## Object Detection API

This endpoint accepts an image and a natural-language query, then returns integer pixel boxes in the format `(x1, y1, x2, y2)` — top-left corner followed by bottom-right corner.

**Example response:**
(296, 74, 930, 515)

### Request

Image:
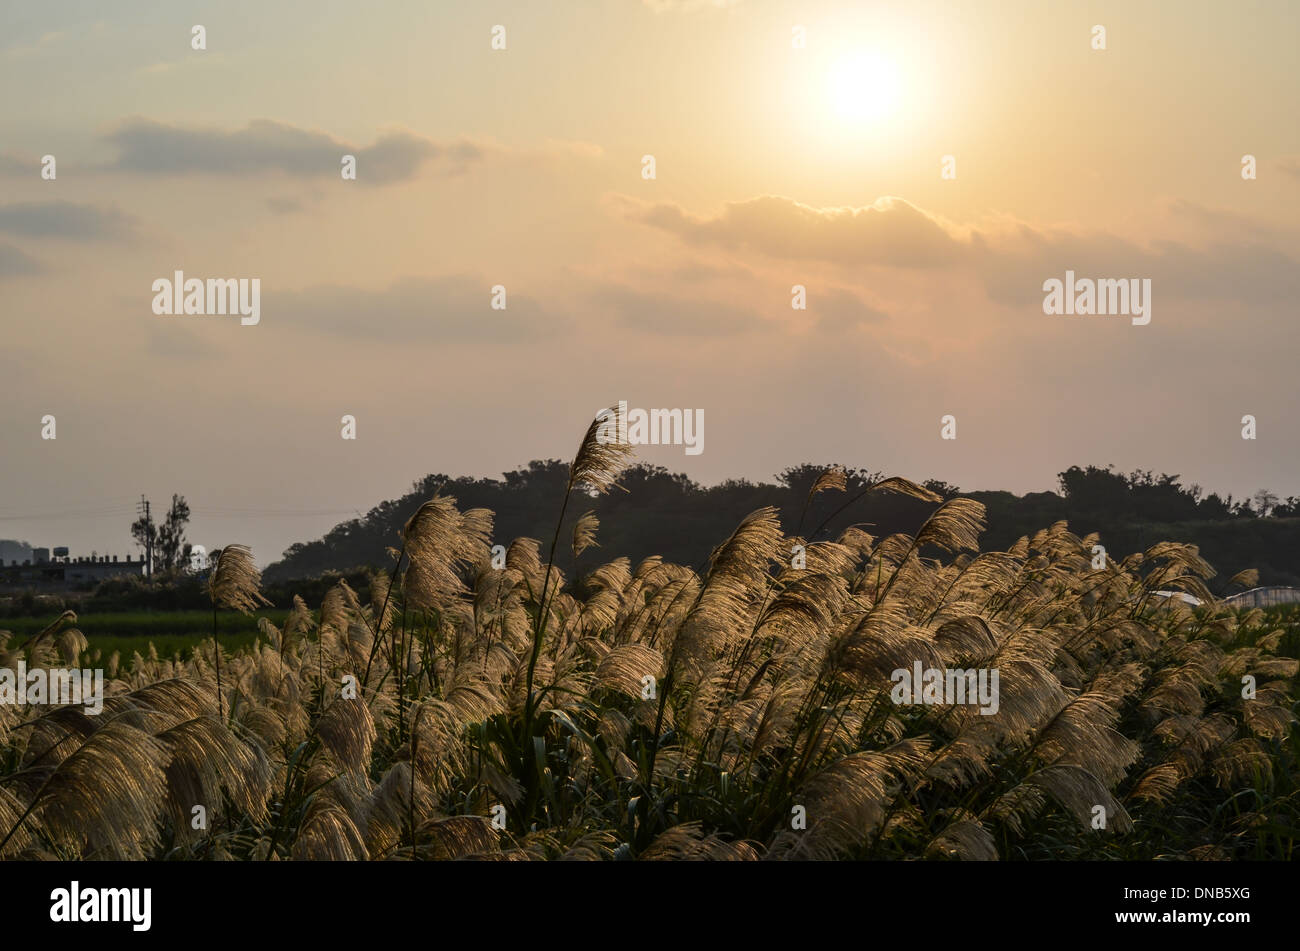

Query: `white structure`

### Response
(1150, 590, 1203, 607)
(1222, 586, 1300, 609)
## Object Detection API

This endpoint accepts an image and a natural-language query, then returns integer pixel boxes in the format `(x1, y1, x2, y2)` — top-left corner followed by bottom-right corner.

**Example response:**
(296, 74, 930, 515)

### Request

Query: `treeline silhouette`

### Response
(265, 462, 1300, 594)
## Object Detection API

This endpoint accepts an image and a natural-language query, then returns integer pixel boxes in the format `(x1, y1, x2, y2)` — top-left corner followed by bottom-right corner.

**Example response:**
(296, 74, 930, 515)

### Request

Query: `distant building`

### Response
(0, 539, 33, 566)
(1222, 586, 1300, 609)
(63, 554, 146, 585)
(0, 551, 147, 590)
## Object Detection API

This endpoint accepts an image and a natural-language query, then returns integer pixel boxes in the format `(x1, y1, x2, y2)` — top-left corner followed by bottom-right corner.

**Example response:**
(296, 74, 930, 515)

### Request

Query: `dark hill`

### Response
(264, 462, 1300, 595)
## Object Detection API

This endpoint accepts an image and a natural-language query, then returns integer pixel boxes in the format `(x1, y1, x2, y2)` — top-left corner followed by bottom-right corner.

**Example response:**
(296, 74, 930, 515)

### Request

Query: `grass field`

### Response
(6, 604, 1295, 675)
(0, 610, 288, 663)
(0, 428, 1296, 860)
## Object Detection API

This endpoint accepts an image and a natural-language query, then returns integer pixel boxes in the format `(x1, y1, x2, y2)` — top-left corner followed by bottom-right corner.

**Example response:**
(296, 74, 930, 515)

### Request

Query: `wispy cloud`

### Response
(616, 194, 962, 267)
(0, 201, 135, 241)
(272, 275, 568, 343)
(101, 118, 482, 185)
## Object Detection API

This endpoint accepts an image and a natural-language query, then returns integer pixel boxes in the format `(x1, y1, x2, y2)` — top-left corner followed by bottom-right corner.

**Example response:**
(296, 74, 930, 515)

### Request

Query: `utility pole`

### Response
(138, 495, 153, 578)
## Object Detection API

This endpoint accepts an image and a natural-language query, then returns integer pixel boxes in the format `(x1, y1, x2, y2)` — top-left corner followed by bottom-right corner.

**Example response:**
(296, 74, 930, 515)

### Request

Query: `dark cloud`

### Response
(0, 201, 135, 241)
(101, 118, 480, 185)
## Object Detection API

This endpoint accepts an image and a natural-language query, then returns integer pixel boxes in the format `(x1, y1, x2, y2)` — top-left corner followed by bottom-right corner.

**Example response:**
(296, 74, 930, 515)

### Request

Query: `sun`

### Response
(827, 52, 902, 124)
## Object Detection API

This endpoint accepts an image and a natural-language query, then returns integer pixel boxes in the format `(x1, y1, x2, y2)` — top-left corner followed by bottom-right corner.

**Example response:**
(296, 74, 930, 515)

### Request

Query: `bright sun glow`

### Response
(827, 52, 901, 123)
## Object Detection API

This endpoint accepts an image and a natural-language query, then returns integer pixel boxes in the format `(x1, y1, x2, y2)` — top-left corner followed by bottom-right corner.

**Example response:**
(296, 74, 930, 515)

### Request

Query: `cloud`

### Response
(101, 118, 482, 185)
(617, 194, 963, 267)
(0, 242, 42, 277)
(272, 275, 567, 342)
(622, 193, 1300, 311)
(0, 201, 136, 241)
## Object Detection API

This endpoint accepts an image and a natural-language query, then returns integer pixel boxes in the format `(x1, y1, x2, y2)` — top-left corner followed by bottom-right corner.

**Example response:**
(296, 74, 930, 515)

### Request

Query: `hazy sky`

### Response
(2, 0, 1298, 566)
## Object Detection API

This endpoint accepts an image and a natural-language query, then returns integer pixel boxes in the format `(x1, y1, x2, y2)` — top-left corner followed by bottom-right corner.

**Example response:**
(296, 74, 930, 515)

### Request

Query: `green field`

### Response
(5, 603, 1297, 670)
(0, 609, 291, 663)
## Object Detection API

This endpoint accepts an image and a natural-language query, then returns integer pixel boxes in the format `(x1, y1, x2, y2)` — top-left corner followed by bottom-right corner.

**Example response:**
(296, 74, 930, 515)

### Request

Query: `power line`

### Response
(0, 506, 138, 521)
(191, 509, 362, 518)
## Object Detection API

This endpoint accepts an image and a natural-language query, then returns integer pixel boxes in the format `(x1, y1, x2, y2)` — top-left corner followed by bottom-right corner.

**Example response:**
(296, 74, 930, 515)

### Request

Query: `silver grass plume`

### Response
(570, 405, 635, 495)
(209, 545, 269, 614)
(572, 510, 600, 559)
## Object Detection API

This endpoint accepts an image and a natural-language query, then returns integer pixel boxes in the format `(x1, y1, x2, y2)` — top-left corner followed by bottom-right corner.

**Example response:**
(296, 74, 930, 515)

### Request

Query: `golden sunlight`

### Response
(826, 51, 901, 123)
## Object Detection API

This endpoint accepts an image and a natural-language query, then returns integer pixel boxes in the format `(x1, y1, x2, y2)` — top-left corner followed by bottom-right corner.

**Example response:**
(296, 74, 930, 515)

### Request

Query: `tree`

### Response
(130, 494, 192, 576)
(1252, 489, 1279, 518)
(922, 479, 962, 499)
(1198, 492, 1232, 519)
(1058, 464, 1130, 514)
(157, 494, 192, 573)
(130, 510, 155, 574)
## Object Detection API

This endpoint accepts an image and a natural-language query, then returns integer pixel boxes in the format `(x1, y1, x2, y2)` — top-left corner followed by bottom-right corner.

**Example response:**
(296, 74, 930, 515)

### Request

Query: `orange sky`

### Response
(1, 0, 1298, 564)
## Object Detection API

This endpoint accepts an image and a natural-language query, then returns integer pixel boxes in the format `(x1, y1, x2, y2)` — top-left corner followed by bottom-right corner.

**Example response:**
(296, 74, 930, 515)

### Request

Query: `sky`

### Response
(1, 0, 1298, 567)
